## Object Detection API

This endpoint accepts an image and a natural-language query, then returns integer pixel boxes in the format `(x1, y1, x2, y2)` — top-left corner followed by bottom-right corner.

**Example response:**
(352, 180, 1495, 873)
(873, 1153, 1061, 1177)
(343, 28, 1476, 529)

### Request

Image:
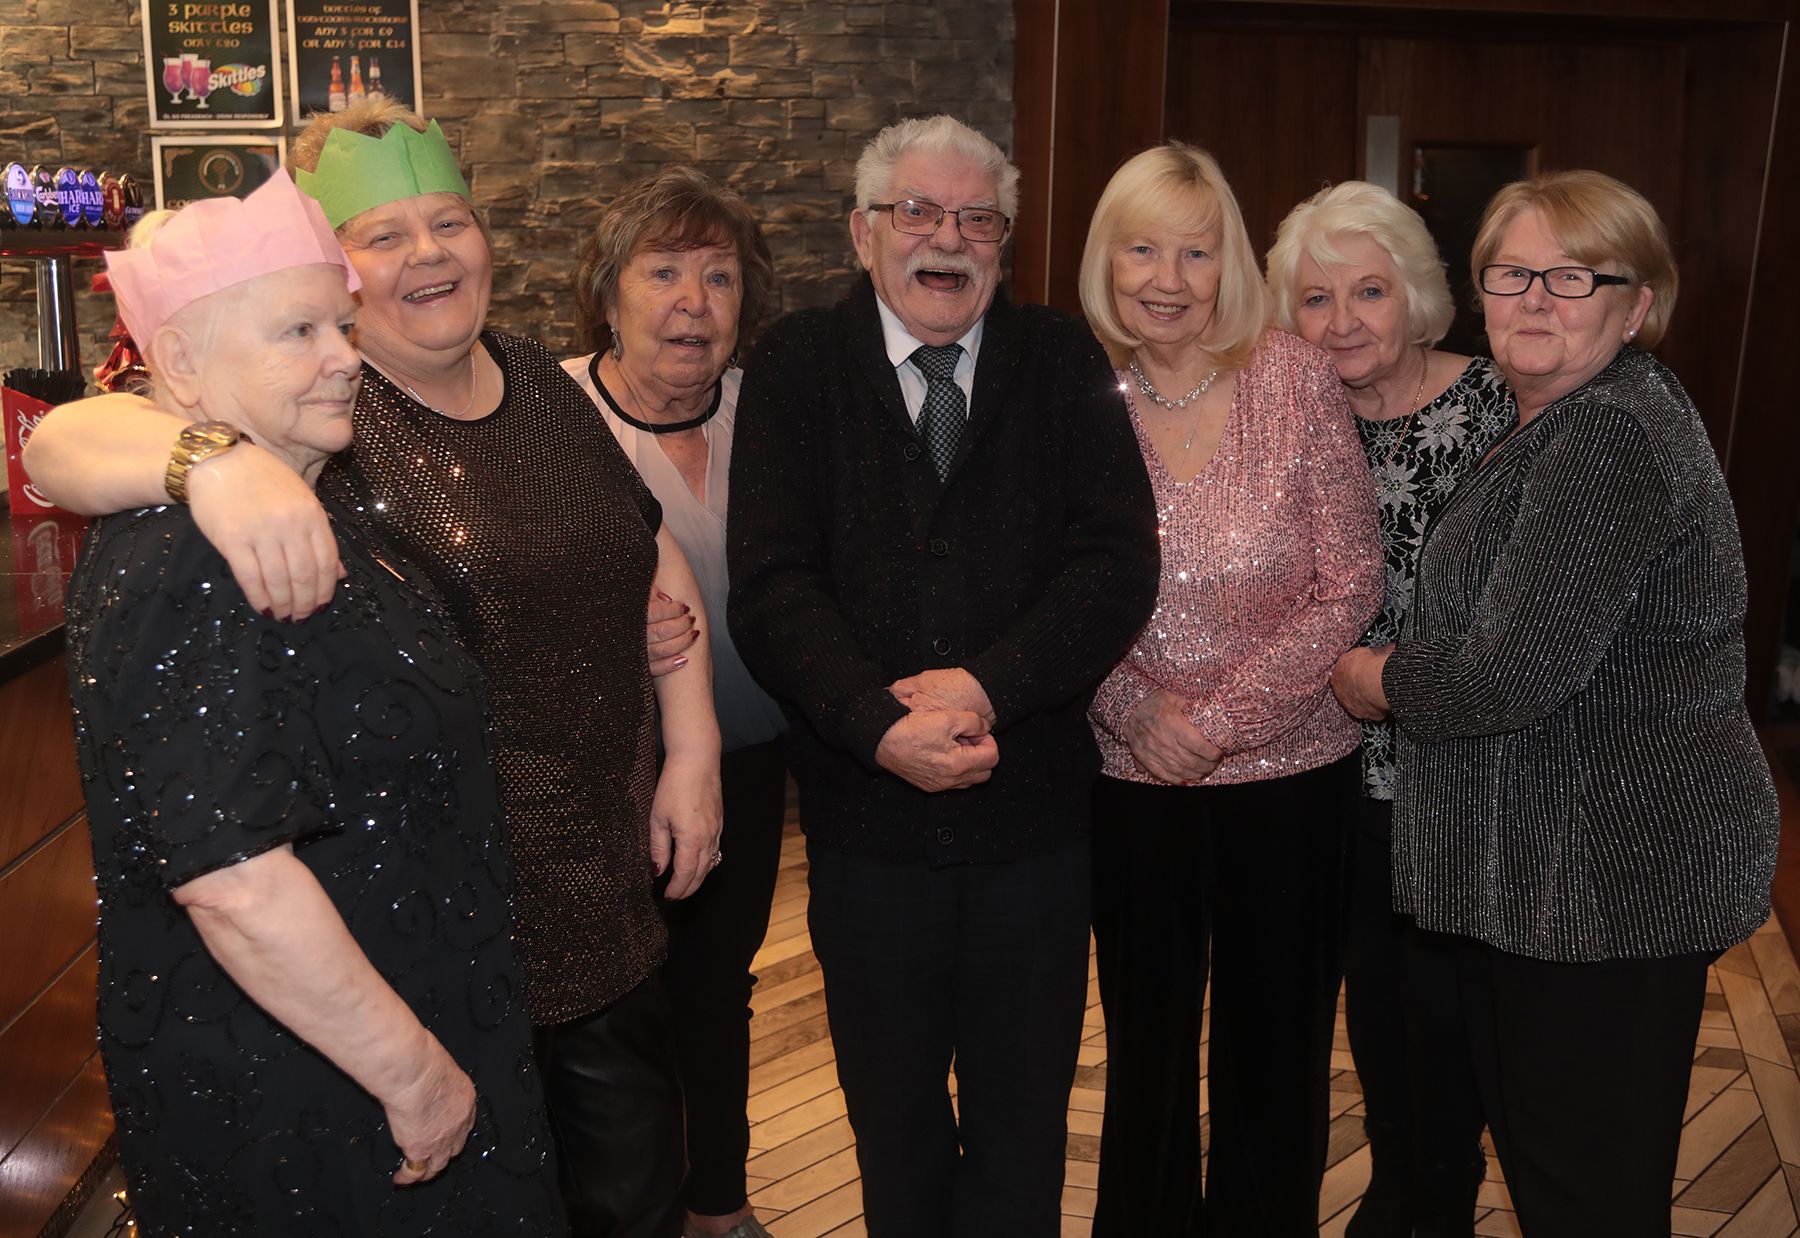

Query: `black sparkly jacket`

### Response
(1384, 347, 1779, 962)
(728, 279, 1159, 863)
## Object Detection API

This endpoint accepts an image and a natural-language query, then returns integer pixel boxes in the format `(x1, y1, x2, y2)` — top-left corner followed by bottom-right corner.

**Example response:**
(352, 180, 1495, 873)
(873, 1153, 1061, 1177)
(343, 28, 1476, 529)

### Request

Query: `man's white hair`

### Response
(853, 115, 1020, 222)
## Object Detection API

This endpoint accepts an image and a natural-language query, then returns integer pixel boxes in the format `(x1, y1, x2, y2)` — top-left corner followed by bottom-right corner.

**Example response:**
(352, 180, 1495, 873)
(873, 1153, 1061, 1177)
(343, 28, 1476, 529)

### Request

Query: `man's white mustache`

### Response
(906, 252, 978, 279)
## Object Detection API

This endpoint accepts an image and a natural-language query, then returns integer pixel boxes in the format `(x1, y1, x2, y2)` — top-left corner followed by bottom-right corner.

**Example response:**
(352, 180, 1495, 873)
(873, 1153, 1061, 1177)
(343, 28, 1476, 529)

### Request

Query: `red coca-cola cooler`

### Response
(4, 383, 88, 633)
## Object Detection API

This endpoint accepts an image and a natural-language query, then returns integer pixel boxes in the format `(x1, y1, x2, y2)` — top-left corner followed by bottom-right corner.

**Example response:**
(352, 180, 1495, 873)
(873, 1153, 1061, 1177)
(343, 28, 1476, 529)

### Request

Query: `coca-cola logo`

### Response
(14, 403, 42, 448)
(25, 519, 65, 610)
(12, 404, 55, 512)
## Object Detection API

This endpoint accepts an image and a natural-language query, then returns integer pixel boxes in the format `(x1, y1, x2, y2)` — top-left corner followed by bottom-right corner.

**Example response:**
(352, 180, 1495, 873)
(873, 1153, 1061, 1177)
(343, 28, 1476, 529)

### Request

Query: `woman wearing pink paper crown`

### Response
(67, 172, 564, 1236)
(26, 101, 717, 1238)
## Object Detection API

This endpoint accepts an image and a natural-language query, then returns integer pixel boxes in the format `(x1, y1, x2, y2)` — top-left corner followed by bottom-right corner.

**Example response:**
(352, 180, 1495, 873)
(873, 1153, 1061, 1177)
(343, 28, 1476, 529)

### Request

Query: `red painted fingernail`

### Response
(655, 590, 673, 602)
(672, 656, 689, 669)
(261, 608, 274, 619)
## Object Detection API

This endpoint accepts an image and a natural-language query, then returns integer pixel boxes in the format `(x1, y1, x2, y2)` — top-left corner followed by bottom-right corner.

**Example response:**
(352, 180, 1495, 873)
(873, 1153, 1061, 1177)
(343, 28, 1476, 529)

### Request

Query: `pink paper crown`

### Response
(105, 171, 362, 348)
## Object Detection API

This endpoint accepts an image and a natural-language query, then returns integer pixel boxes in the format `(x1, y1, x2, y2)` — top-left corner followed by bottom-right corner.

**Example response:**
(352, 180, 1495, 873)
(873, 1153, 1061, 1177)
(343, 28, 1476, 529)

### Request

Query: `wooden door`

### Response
(1016, 0, 1800, 717)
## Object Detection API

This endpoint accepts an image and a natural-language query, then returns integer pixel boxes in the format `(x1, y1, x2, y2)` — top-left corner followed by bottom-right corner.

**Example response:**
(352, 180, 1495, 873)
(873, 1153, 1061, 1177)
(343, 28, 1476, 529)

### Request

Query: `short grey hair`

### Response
(853, 114, 1020, 222)
(1266, 181, 1455, 348)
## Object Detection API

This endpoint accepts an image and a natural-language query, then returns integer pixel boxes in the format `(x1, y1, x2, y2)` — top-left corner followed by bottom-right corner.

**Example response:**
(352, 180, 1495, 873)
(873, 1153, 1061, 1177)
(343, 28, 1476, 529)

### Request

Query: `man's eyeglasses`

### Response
(869, 199, 1012, 243)
(1479, 265, 1632, 299)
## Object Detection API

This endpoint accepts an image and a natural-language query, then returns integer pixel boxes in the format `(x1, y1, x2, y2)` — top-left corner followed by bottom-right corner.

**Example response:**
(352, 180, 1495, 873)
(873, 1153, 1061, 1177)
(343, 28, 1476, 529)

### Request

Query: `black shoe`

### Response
(1410, 1146, 1485, 1238)
(1345, 1118, 1413, 1238)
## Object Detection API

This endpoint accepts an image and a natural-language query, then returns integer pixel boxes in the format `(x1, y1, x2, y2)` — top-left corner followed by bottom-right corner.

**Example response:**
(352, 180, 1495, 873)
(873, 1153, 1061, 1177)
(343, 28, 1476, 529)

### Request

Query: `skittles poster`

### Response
(142, 0, 285, 128)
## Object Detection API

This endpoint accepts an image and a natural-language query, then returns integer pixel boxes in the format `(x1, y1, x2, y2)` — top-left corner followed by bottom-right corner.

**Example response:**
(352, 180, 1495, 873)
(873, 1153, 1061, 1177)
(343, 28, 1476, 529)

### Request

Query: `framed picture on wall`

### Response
(286, 0, 424, 121)
(141, 0, 285, 129)
(151, 135, 286, 209)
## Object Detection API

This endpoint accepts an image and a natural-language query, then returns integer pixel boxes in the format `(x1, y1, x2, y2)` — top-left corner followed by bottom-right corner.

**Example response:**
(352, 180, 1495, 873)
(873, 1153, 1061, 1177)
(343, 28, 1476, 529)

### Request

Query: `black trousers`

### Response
(660, 736, 790, 1216)
(805, 833, 1092, 1238)
(1342, 797, 1486, 1237)
(1451, 937, 1713, 1237)
(1089, 755, 1355, 1238)
(533, 977, 686, 1238)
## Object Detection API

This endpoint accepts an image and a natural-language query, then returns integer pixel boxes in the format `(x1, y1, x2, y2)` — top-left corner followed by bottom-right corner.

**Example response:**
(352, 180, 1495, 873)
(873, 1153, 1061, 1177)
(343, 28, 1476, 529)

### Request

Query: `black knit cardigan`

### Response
(727, 279, 1160, 863)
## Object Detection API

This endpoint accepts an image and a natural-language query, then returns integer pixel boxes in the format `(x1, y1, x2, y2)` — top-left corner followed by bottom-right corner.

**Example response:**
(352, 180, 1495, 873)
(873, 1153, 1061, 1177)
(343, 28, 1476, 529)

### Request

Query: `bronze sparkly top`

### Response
(322, 330, 666, 1024)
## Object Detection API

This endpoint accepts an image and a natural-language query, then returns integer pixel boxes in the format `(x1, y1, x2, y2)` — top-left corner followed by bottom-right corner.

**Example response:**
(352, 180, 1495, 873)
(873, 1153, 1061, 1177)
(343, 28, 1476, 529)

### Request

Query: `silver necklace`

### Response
(396, 350, 478, 418)
(1382, 347, 1431, 468)
(1130, 357, 1219, 412)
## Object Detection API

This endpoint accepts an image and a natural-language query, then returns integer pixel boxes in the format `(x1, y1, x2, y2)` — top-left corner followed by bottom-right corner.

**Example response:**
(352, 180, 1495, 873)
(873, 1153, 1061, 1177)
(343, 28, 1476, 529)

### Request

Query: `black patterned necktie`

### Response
(910, 343, 966, 481)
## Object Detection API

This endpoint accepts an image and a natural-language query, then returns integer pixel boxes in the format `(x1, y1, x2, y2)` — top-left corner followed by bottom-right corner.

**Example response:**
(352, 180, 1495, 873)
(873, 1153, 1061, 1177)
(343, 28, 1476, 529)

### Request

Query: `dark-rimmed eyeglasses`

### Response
(1479, 265, 1632, 299)
(869, 199, 1012, 243)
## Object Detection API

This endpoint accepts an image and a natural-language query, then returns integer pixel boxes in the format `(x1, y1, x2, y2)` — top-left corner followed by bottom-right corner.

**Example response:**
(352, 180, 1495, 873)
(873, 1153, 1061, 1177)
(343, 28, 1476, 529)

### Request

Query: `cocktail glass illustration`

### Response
(162, 57, 185, 103)
(189, 58, 213, 109)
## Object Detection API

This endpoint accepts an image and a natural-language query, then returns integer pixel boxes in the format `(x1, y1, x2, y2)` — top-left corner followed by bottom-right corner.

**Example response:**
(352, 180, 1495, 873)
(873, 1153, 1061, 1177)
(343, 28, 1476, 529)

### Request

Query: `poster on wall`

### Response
(151, 135, 286, 209)
(141, 0, 285, 129)
(286, 0, 423, 120)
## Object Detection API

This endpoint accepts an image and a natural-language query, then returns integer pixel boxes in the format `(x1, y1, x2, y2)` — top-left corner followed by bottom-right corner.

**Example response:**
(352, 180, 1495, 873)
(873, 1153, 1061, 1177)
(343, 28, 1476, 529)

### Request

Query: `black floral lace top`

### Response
(1352, 356, 1515, 800)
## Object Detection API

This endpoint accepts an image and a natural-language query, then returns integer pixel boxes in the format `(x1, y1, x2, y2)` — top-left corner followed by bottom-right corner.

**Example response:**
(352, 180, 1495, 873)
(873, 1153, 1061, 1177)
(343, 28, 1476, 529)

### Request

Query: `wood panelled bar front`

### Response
(1, 231, 115, 1238)
(0, 554, 109, 1238)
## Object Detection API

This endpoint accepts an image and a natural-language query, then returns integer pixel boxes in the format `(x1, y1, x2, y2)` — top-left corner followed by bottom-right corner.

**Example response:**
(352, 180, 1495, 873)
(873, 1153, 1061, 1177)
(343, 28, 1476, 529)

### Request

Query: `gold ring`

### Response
(403, 1156, 430, 1173)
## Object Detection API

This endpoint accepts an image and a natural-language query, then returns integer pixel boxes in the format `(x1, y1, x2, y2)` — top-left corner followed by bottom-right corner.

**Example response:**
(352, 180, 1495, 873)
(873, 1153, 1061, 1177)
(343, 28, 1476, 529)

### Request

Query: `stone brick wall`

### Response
(1, 0, 1015, 378)
(1, 0, 154, 375)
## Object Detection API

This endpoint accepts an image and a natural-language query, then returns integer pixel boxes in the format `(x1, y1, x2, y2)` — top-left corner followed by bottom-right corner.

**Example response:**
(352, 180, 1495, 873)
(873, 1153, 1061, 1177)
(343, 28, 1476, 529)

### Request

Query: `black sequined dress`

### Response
(66, 497, 565, 1237)
(322, 331, 666, 1024)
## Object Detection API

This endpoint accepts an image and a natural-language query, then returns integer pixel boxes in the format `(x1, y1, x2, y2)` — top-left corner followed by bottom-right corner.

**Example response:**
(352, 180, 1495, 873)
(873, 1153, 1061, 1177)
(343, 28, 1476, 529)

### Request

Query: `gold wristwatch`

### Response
(164, 420, 241, 503)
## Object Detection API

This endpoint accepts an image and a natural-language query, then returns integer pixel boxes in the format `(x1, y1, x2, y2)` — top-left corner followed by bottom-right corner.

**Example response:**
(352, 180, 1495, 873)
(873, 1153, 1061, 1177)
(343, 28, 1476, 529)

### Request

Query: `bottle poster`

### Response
(151, 135, 286, 209)
(140, 0, 285, 129)
(286, 0, 423, 120)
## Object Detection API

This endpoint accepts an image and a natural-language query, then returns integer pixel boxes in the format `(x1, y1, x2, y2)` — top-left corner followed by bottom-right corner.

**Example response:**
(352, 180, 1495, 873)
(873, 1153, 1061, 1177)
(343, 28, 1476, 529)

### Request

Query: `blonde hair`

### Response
(1078, 142, 1268, 368)
(1471, 169, 1677, 348)
(1266, 181, 1455, 347)
(289, 96, 426, 173)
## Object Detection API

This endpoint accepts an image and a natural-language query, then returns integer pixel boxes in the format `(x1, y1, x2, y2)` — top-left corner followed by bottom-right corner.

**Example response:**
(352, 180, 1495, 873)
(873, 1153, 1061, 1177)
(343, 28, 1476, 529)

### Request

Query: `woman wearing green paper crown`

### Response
(24, 100, 718, 1238)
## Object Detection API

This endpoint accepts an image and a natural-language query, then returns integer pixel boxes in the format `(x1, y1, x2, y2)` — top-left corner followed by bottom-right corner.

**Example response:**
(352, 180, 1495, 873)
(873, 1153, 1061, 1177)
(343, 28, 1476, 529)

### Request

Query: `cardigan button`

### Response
(903, 442, 922, 462)
(928, 538, 949, 556)
(932, 637, 952, 656)
(936, 827, 954, 845)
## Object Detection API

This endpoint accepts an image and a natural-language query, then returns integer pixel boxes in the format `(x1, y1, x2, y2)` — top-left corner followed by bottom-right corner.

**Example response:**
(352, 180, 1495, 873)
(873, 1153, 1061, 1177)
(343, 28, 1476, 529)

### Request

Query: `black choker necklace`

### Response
(588, 352, 723, 434)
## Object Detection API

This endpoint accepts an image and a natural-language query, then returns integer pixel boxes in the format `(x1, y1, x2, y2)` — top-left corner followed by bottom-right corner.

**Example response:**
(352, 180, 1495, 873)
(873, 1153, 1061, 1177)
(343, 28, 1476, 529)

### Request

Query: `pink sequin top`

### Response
(1089, 329, 1382, 785)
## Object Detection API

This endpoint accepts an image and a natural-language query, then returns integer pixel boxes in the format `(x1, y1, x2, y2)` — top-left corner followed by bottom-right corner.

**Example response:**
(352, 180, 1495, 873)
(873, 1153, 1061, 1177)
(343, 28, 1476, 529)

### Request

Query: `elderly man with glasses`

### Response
(726, 115, 1159, 1237)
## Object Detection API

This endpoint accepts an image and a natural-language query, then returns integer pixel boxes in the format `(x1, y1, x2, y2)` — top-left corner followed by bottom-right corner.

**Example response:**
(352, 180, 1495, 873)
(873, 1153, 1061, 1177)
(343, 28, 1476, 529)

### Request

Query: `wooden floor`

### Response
(747, 821, 1800, 1238)
(64, 801, 1800, 1237)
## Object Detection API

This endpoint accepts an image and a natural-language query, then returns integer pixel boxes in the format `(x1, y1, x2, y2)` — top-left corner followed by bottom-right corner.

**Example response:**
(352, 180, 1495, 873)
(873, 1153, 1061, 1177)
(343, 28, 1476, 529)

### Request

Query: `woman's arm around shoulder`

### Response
(25, 392, 341, 619)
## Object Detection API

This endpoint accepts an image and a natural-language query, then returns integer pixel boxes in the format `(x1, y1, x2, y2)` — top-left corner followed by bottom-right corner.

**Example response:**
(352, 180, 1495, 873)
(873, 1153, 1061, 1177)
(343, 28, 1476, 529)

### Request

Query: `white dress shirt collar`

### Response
(871, 292, 984, 425)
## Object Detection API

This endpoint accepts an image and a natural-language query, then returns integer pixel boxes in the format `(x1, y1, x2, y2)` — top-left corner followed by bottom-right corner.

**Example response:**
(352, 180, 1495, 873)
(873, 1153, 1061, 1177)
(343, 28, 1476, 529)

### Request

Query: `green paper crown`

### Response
(295, 119, 471, 228)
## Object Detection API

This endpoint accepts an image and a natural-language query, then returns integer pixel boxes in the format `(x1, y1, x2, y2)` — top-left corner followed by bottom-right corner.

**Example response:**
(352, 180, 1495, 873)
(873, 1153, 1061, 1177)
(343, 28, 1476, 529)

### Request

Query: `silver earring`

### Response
(727, 352, 740, 370)
(610, 326, 623, 362)
(1627, 328, 1639, 341)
